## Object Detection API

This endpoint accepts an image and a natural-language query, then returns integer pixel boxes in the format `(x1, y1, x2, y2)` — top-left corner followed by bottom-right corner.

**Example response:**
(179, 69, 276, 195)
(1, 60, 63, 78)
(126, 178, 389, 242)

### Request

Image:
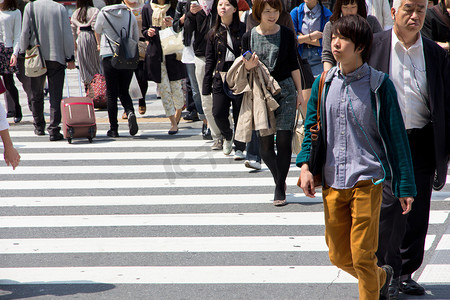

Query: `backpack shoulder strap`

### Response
(316, 70, 327, 123)
(103, 12, 120, 37)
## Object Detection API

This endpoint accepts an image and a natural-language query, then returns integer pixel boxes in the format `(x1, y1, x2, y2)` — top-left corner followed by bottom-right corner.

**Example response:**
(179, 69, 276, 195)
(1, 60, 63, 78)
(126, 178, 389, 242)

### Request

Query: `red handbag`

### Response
(87, 74, 107, 109)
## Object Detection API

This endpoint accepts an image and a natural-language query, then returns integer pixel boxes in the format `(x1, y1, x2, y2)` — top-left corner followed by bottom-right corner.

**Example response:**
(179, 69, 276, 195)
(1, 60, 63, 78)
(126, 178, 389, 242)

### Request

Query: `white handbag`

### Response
(159, 27, 183, 56)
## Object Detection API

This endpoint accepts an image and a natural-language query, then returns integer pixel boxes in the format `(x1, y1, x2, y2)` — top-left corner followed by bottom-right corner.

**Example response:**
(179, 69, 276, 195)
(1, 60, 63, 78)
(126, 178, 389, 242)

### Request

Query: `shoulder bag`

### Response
(297, 70, 327, 188)
(292, 107, 305, 155)
(24, 2, 47, 77)
(103, 11, 139, 70)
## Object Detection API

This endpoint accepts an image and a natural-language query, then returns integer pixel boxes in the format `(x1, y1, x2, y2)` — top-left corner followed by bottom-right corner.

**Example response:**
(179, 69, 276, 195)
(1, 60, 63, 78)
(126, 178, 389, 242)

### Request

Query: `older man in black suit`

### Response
(368, 0, 450, 298)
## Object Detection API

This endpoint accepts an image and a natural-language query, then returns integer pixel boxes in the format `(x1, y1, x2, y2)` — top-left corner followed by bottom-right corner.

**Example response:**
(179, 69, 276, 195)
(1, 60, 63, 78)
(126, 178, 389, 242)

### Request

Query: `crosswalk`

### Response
(0, 121, 449, 299)
(0, 70, 449, 299)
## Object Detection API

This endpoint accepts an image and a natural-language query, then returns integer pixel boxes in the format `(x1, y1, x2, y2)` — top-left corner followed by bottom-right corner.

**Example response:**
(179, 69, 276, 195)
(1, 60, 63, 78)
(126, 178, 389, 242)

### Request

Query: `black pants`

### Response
(377, 123, 435, 278)
(134, 61, 148, 107)
(4, 56, 32, 115)
(2, 74, 20, 116)
(29, 60, 65, 135)
(212, 90, 245, 151)
(103, 57, 134, 131)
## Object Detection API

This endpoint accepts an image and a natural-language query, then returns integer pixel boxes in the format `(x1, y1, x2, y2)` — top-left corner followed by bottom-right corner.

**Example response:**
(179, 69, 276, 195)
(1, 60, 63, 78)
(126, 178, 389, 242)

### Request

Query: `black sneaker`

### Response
(389, 277, 400, 300)
(34, 129, 45, 136)
(127, 111, 138, 136)
(380, 265, 393, 300)
(49, 132, 64, 141)
(107, 129, 119, 137)
(202, 127, 212, 140)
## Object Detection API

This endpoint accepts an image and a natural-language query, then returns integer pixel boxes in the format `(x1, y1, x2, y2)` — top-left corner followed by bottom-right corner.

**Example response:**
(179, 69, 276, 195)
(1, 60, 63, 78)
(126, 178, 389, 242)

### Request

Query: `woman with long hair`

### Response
(203, 0, 246, 158)
(0, 0, 22, 123)
(243, 0, 304, 205)
(321, 0, 382, 71)
(290, 0, 332, 76)
(71, 0, 101, 92)
(142, 0, 186, 135)
(94, 0, 140, 137)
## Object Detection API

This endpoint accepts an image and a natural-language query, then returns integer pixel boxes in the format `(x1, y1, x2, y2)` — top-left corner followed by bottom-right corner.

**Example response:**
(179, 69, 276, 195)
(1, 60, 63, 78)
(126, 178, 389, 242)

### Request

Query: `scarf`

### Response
(198, 0, 214, 16)
(150, 3, 171, 28)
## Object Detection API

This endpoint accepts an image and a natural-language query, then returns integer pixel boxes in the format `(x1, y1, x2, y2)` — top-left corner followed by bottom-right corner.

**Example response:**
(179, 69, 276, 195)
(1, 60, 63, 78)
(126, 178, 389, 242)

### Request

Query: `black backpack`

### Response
(103, 10, 139, 70)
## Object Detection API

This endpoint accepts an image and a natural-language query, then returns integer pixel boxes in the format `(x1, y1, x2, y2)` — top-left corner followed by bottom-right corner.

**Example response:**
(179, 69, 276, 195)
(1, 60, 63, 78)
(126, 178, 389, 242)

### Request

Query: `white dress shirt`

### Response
(0, 9, 22, 56)
(389, 30, 430, 129)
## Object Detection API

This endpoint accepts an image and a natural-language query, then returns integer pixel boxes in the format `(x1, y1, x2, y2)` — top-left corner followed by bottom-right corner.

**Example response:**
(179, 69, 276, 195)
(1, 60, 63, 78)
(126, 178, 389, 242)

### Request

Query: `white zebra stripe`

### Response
(0, 236, 328, 253)
(1, 211, 448, 228)
(418, 264, 450, 283)
(0, 266, 358, 284)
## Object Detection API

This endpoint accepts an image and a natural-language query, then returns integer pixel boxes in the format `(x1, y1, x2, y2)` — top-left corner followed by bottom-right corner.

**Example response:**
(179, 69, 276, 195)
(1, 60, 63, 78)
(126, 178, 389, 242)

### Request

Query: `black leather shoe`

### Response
(389, 277, 400, 300)
(34, 129, 45, 136)
(49, 133, 64, 141)
(183, 110, 200, 121)
(107, 129, 119, 137)
(399, 278, 425, 295)
(380, 265, 393, 300)
(14, 116, 22, 123)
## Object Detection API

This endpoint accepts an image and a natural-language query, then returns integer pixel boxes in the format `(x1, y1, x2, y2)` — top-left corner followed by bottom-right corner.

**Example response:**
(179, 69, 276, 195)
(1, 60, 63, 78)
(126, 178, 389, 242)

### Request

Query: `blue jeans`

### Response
(185, 63, 205, 119)
(302, 47, 323, 77)
(246, 130, 261, 163)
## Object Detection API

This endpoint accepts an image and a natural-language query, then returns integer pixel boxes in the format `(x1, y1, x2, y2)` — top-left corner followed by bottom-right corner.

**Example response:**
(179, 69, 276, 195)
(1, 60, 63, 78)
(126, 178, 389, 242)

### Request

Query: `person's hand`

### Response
(4, 147, 20, 170)
(147, 28, 156, 37)
(296, 91, 304, 108)
(399, 197, 414, 214)
(67, 61, 76, 70)
(243, 53, 259, 70)
(190, 3, 202, 14)
(309, 30, 323, 41)
(300, 164, 316, 198)
(9, 54, 17, 67)
(163, 16, 173, 27)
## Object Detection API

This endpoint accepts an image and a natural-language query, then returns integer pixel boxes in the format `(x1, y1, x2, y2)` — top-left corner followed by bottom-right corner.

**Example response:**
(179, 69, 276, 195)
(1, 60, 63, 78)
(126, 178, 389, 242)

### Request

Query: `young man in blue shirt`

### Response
(297, 15, 416, 300)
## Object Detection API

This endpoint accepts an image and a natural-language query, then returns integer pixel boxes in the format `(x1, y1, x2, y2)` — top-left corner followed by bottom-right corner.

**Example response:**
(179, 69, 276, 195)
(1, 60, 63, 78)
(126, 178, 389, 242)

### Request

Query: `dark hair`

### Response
(330, 0, 367, 22)
(1, 0, 18, 11)
(105, 0, 122, 5)
(331, 15, 372, 62)
(211, 0, 240, 37)
(76, 0, 94, 23)
(252, 0, 282, 22)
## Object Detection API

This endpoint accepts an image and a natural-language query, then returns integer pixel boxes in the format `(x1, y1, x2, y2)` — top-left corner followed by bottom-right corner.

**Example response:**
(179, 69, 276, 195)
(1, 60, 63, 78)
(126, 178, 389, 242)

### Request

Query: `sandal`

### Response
(273, 200, 287, 206)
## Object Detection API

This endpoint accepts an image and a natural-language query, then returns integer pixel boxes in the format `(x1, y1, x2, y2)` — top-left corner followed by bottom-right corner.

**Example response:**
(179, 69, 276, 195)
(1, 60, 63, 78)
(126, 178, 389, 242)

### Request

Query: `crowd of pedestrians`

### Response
(0, 0, 449, 299)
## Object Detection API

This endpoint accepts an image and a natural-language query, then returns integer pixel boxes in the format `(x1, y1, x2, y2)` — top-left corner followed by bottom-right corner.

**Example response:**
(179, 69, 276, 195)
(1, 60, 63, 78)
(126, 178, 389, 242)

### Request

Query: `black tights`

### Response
(259, 130, 292, 200)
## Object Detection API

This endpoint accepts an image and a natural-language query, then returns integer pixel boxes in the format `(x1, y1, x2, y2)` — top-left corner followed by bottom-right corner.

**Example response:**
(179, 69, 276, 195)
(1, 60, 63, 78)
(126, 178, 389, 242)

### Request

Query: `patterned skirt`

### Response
(0, 43, 18, 75)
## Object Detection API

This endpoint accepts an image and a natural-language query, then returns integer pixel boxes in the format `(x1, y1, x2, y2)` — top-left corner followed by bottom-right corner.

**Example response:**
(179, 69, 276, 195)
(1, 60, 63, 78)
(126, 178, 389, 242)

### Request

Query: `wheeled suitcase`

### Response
(61, 97, 97, 144)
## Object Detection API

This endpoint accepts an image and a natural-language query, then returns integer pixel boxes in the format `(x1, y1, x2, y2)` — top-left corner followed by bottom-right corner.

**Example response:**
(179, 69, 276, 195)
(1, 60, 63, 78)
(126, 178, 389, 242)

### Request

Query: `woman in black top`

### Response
(242, 0, 304, 205)
(203, 0, 246, 158)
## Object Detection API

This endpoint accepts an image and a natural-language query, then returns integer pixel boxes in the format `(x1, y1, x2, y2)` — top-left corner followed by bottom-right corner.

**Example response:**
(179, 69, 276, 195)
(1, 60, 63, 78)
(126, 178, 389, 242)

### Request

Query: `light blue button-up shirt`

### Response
(324, 63, 386, 189)
(301, 4, 321, 35)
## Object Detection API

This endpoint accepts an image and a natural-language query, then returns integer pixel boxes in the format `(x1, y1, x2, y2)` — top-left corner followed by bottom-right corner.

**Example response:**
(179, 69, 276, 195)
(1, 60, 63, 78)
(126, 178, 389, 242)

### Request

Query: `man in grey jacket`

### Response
(20, 0, 75, 141)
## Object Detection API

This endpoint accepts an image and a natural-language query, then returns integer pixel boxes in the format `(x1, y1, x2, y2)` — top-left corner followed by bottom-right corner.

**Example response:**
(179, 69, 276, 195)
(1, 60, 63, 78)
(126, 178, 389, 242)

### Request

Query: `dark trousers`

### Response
(2, 74, 20, 116)
(377, 123, 435, 278)
(102, 57, 134, 131)
(30, 60, 65, 135)
(212, 90, 245, 151)
(134, 61, 148, 107)
(5, 56, 32, 114)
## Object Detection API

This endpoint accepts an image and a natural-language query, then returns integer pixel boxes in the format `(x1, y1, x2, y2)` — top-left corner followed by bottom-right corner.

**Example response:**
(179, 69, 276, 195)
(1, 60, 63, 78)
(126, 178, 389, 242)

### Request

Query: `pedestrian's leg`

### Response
(169, 79, 184, 124)
(2, 74, 21, 120)
(195, 56, 222, 140)
(103, 58, 120, 132)
(350, 180, 386, 300)
(212, 92, 233, 141)
(158, 63, 177, 132)
(135, 61, 148, 114)
(259, 134, 277, 184)
(274, 130, 292, 200)
(322, 186, 357, 278)
(29, 74, 47, 133)
(46, 61, 66, 135)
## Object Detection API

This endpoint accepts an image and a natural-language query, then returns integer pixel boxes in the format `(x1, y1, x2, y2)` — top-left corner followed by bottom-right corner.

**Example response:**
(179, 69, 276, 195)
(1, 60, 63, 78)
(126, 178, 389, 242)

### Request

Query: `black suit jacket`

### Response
(368, 29, 450, 187)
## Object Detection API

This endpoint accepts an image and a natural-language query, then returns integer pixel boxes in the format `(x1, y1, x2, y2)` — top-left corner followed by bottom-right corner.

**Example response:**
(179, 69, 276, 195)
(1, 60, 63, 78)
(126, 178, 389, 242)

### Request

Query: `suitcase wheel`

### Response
(68, 138, 72, 144)
(88, 137, 93, 143)
(68, 127, 75, 138)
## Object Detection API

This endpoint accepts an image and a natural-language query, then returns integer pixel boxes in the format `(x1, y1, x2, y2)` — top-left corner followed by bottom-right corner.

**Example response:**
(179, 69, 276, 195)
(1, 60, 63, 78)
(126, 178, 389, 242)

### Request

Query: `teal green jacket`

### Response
(296, 66, 417, 198)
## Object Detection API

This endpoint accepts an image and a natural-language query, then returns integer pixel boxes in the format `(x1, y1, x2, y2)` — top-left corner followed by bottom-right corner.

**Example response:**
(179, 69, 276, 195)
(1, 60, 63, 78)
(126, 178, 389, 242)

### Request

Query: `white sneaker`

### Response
(244, 160, 261, 170)
(234, 150, 245, 160)
(223, 139, 233, 155)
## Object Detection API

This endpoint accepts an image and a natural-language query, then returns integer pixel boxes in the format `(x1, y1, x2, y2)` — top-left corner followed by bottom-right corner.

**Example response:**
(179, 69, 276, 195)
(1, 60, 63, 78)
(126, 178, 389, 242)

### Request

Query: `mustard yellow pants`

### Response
(322, 180, 386, 300)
